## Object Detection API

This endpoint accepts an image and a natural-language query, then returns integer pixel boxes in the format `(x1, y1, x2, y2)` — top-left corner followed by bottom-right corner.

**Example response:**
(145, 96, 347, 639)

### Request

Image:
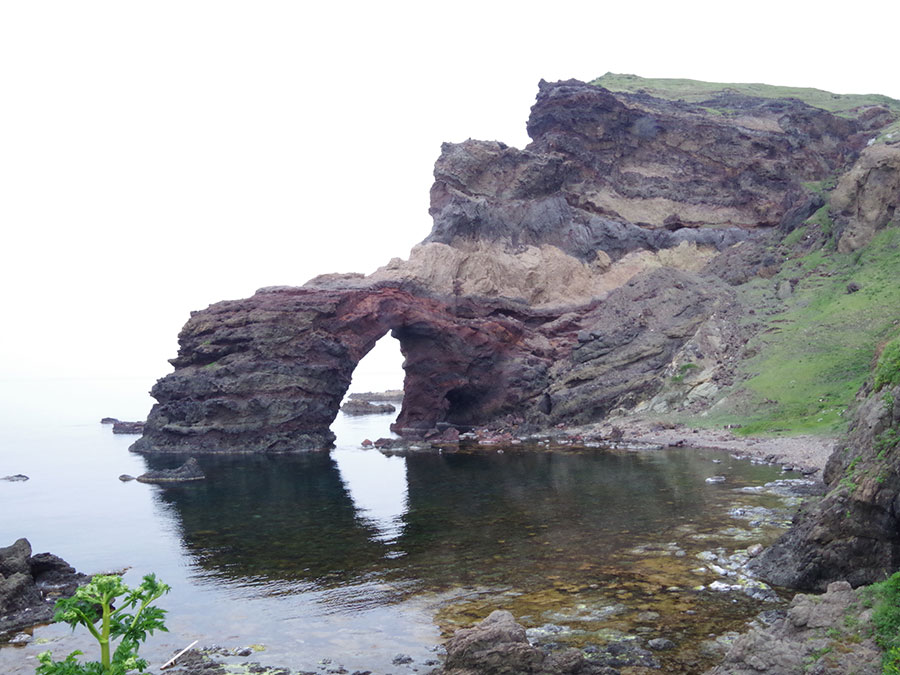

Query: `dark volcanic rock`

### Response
(427, 79, 864, 261)
(0, 538, 88, 637)
(132, 284, 567, 453)
(131, 267, 737, 453)
(137, 457, 206, 484)
(112, 420, 144, 434)
(750, 384, 900, 590)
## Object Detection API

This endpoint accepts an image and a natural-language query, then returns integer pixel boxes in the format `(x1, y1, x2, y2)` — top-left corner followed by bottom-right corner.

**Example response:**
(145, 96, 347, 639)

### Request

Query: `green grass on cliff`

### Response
(712, 227, 900, 436)
(591, 72, 900, 117)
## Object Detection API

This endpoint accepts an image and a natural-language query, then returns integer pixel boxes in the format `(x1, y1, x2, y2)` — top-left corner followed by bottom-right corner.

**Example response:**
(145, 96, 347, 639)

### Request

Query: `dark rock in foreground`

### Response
(434, 610, 618, 675)
(0, 538, 88, 638)
(137, 457, 205, 484)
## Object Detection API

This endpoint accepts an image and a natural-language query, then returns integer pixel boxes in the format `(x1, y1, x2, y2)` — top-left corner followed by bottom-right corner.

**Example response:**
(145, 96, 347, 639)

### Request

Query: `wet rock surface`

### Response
(137, 457, 206, 484)
(0, 538, 88, 638)
(434, 610, 620, 675)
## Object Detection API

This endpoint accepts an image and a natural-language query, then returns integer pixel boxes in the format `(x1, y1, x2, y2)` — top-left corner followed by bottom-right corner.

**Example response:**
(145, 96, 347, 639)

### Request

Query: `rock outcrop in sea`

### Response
(131, 78, 896, 456)
(0, 538, 89, 638)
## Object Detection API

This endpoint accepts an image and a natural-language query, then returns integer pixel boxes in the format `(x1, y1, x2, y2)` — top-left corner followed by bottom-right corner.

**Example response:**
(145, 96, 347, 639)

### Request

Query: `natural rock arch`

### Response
(131, 280, 553, 454)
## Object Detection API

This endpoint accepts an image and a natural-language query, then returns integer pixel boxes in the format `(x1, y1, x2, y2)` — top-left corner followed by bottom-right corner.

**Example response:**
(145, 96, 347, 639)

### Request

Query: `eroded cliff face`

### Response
(133, 77, 898, 454)
(833, 144, 900, 252)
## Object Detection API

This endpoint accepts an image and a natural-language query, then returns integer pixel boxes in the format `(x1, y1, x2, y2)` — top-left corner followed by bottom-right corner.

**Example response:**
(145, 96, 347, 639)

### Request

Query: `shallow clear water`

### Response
(0, 378, 796, 673)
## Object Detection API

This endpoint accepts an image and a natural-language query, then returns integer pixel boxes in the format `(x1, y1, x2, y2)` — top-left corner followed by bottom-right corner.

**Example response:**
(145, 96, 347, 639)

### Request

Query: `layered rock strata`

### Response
(133, 78, 895, 454)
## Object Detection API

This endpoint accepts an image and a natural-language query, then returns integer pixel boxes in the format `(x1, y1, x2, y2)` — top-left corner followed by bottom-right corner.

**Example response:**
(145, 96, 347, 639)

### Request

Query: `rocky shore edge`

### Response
(0, 538, 89, 640)
(149, 581, 885, 675)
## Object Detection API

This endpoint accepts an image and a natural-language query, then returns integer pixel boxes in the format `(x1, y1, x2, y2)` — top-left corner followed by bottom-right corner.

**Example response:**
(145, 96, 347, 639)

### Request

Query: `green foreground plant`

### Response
(36, 574, 170, 675)
(862, 571, 900, 673)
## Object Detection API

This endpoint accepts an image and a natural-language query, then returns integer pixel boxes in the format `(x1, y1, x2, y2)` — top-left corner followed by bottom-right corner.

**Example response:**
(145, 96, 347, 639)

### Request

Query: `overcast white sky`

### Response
(2, 1, 897, 385)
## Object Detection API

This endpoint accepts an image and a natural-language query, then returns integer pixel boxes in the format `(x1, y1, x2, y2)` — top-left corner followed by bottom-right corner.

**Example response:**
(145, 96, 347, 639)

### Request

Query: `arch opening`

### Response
(347, 333, 405, 399)
(330, 334, 406, 445)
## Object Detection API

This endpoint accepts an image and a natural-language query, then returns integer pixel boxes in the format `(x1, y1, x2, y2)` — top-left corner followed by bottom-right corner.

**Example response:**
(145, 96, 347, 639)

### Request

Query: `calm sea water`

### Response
(0, 377, 793, 673)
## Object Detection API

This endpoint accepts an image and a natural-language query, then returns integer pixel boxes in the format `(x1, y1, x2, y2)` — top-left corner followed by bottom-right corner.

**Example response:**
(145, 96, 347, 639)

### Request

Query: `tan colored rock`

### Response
(371, 240, 717, 308)
(833, 144, 900, 252)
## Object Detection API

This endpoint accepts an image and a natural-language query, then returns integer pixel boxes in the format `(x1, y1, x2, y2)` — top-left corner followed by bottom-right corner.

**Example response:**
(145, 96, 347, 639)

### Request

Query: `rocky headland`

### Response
(132, 77, 898, 455)
(127, 73, 900, 671)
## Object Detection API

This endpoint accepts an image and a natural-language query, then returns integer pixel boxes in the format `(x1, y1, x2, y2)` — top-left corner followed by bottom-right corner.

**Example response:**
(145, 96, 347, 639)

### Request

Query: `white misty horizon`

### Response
(3, 1, 898, 394)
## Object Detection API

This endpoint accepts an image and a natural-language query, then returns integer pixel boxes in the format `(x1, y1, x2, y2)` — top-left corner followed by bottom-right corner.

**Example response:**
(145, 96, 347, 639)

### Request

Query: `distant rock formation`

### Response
(112, 420, 144, 434)
(348, 390, 404, 402)
(132, 78, 897, 455)
(339, 399, 396, 415)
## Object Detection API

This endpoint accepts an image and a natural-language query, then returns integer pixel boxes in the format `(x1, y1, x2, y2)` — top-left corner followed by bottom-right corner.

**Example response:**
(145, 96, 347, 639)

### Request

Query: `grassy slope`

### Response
(591, 72, 900, 117)
(712, 227, 900, 436)
(590, 73, 900, 435)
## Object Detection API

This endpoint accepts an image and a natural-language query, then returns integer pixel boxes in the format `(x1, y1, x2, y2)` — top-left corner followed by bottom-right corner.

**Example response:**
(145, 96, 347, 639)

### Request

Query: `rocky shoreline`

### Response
(588, 418, 835, 478)
(0, 539, 89, 641)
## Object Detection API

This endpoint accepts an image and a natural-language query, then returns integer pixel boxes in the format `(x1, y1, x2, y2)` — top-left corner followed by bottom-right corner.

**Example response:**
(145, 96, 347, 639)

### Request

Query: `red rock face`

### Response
(132, 281, 569, 453)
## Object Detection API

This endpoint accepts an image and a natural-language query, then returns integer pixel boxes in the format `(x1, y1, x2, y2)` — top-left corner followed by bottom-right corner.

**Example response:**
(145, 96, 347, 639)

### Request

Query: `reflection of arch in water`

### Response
(147, 453, 387, 587)
(391, 449, 733, 588)
(333, 448, 408, 545)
